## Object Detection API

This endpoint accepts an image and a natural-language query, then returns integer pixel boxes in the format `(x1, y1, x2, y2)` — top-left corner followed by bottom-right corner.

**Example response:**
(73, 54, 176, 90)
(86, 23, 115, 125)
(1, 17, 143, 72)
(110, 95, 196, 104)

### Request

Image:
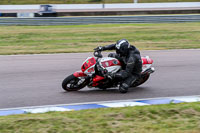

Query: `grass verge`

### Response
(0, 22, 200, 55)
(0, 102, 200, 133)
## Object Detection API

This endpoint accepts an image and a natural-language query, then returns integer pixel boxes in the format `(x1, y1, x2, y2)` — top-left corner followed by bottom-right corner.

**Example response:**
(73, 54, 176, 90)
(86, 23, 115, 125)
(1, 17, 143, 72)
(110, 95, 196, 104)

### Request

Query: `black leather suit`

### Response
(102, 44, 142, 92)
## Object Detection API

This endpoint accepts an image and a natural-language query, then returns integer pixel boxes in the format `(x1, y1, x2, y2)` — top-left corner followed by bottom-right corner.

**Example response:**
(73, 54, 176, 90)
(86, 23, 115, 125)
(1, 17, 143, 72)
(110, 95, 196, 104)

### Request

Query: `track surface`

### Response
(0, 49, 200, 109)
(0, 15, 200, 25)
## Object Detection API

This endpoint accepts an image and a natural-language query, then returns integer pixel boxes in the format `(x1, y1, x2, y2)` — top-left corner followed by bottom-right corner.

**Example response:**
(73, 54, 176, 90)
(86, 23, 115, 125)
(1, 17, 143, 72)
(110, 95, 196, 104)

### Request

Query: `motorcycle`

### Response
(62, 50, 155, 92)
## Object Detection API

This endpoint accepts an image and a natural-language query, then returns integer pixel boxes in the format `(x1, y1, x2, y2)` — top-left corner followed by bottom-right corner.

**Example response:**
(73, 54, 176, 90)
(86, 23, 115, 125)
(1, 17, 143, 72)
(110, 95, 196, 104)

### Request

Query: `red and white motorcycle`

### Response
(62, 50, 154, 92)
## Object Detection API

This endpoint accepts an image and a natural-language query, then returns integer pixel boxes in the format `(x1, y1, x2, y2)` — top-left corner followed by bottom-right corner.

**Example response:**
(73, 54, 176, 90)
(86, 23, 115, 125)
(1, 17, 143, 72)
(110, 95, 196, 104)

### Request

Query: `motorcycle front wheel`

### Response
(62, 74, 89, 91)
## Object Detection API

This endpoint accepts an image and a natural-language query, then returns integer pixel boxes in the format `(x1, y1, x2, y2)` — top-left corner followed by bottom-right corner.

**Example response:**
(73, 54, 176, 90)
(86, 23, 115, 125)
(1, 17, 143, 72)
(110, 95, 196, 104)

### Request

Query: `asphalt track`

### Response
(0, 49, 200, 109)
(0, 14, 200, 25)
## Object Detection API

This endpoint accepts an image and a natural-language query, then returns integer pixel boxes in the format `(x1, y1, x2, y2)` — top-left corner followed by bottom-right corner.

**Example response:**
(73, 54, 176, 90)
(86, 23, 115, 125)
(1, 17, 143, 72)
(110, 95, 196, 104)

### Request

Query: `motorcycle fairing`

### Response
(99, 57, 121, 74)
(81, 57, 96, 74)
(73, 71, 87, 77)
(142, 56, 153, 64)
(141, 56, 154, 73)
(92, 75, 105, 86)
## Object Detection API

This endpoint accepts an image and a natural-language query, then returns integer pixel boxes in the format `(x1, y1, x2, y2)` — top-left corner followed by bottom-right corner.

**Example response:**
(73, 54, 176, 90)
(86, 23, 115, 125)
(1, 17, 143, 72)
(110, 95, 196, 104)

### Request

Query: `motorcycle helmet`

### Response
(115, 39, 130, 56)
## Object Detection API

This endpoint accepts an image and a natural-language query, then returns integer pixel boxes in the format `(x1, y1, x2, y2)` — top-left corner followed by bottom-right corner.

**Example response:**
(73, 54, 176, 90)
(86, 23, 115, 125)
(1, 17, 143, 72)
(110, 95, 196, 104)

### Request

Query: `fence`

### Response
(0, 0, 200, 5)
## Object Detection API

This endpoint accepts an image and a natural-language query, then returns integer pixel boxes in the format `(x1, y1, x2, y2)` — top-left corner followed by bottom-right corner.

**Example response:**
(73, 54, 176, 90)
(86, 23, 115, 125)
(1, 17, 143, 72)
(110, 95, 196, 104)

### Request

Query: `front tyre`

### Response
(62, 74, 89, 91)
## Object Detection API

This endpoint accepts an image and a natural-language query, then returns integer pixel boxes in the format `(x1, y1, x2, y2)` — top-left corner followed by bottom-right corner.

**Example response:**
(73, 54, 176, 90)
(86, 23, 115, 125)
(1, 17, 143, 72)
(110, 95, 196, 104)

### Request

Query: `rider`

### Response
(94, 39, 142, 93)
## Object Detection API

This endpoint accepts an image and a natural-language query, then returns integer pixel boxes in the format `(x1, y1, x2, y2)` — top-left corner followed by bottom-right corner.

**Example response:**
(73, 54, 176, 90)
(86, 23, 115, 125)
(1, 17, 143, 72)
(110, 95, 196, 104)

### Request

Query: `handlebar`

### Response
(93, 50, 103, 58)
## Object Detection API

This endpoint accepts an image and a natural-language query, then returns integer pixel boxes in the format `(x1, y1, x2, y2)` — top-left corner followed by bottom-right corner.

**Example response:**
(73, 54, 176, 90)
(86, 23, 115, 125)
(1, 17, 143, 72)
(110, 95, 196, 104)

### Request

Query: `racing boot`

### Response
(119, 83, 129, 93)
(119, 75, 137, 93)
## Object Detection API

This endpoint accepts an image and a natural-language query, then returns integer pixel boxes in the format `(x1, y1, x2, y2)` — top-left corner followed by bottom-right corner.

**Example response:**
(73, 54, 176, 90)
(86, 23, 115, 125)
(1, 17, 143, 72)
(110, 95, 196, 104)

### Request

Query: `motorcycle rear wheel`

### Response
(131, 74, 150, 87)
(62, 74, 89, 91)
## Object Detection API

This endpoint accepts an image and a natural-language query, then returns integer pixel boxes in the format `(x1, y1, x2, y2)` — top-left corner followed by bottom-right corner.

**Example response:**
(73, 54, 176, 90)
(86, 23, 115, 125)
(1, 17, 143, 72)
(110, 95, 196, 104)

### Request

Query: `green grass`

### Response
(0, 102, 200, 133)
(0, 0, 199, 4)
(0, 22, 200, 55)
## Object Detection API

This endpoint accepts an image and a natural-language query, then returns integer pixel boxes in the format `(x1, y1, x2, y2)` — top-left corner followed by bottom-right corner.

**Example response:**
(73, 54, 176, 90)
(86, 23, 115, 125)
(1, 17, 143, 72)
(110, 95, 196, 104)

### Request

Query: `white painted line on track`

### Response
(0, 95, 200, 116)
(0, 95, 199, 111)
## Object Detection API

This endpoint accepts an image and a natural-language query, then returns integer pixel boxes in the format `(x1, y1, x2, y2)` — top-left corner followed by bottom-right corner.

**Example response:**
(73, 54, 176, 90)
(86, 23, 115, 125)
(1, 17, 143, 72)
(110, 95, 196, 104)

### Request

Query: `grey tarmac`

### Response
(0, 49, 200, 109)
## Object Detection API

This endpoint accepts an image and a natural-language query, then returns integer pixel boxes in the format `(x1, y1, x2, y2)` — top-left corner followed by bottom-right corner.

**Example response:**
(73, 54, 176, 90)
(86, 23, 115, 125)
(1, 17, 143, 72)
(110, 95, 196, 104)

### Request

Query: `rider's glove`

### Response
(94, 46, 103, 51)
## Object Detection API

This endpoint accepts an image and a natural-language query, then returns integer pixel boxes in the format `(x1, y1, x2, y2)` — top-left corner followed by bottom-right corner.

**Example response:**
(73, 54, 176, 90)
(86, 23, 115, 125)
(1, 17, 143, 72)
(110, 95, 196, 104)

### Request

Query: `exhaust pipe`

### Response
(144, 67, 155, 74)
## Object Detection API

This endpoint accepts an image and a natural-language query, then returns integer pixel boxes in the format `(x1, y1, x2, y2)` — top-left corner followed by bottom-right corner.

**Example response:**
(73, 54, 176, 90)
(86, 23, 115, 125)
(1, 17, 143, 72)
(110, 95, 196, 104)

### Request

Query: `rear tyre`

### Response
(131, 74, 150, 87)
(62, 74, 89, 91)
